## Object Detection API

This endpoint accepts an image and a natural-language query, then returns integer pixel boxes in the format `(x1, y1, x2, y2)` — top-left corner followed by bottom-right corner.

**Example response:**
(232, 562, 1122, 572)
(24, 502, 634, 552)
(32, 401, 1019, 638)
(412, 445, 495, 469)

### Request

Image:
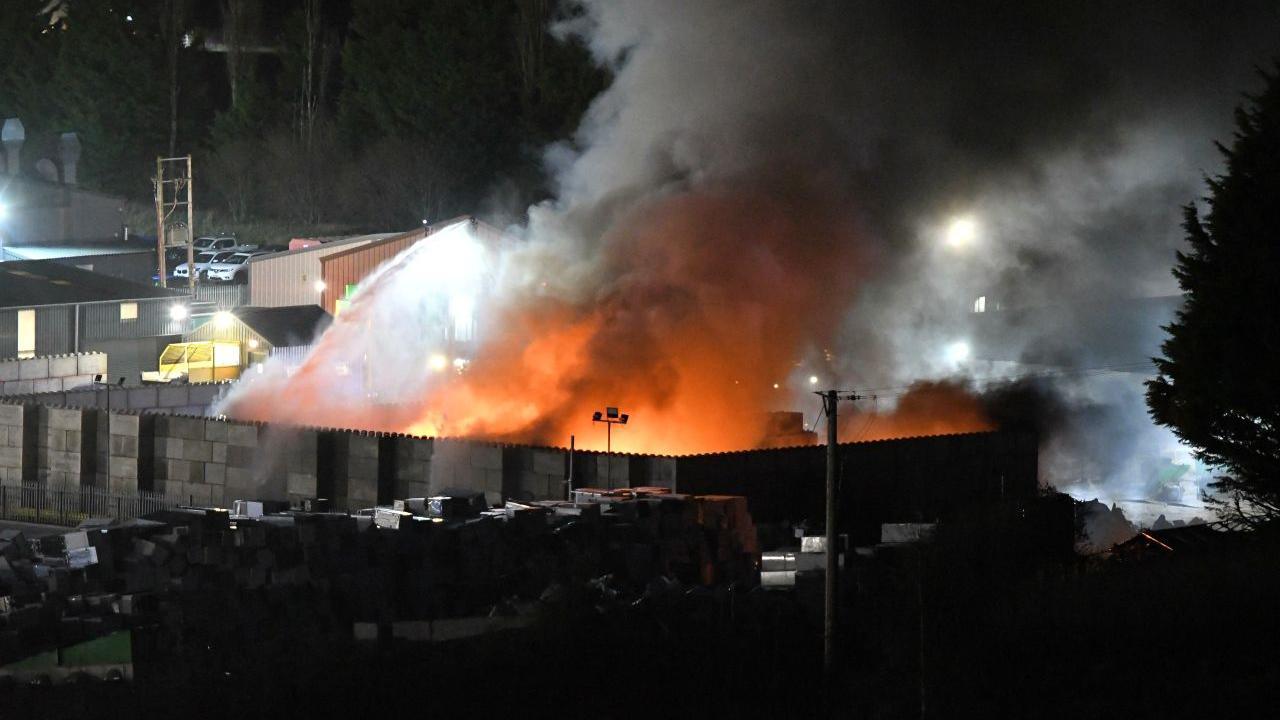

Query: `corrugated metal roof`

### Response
(0, 260, 182, 308)
(245, 232, 401, 265)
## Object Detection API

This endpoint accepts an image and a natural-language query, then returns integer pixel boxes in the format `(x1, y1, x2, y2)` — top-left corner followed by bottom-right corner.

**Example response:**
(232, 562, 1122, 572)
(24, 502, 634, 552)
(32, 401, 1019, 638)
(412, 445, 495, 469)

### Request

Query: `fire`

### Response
(220, 186, 992, 454)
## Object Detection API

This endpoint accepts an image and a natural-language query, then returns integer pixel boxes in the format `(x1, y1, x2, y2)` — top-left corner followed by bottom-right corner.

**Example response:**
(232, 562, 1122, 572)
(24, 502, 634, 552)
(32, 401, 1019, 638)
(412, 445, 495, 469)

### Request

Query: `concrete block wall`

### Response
(0, 403, 23, 487)
(334, 432, 380, 509)
(33, 406, 88, 489)
(427, 439, 504, 506)
(97, 412, 141, 495)
(0, 352, 105, 397)
(394, 435, 433, 500)
(0, 380, 230, 416)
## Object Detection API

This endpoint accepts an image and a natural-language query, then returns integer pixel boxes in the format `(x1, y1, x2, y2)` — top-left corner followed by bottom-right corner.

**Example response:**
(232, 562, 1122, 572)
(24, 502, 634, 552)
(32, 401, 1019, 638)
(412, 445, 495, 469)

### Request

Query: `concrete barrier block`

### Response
(0, 361, 19, 382)
(227, 423, 258, 448)
(473, 444, 502, 471)
(77, 354, 106, 375)
(127, 386, 158, 409)
(157, 386, 189, 408)
(109, 456, 138, 481)
(47, 451, 80, 475)
(49, 356, 77, 377)
(0, 445, 21, 469)
(110, 413, 139, 437)
(182, 439, 213, 462)
(45, 407, 83, 431)
(347, 435, 378, 459)
(63, 375, 95, 391)
(532, 448, 565, 476)
(171, 416, 205, 440)
(0, 403, 22, 425)
(32, 378, 62, 394)
(225, 445, 255, 468)
(18, 357, 49, 380)
(287, 472, 316, 497)
(7, 380, 34, 395)
(204, 419, 229, 443)
(211, 442, 227, 464)
(108, 474, 138, 495)
(205, 462, 226, 485)
(39, 429, 66, 452)
(485, 469, 503, 495)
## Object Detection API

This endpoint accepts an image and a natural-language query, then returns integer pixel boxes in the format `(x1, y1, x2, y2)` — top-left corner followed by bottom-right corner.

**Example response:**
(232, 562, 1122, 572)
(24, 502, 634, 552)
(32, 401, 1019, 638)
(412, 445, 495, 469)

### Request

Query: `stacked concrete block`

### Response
(0, 353, 104, 397)
(34, 406, 87, 489)
(278, 427, 318, 506)
(596, 453, 630, 490)
(508, 446, 566, 502)
(151, 415, 210, 502)
(219, 420, 263, 506)
(334, 432, 379, 510)
(395, 436, 433, 500)
(0, 403, 23, 487)
(427, 439, 502, 505)
(96, 412, 141, 495)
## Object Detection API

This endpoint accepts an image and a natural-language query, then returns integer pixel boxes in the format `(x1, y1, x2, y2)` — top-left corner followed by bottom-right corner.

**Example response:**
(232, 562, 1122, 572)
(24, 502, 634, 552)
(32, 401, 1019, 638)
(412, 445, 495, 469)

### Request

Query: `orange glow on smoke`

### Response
(837, 380, 995, 443)
(221, 186, 993, 454)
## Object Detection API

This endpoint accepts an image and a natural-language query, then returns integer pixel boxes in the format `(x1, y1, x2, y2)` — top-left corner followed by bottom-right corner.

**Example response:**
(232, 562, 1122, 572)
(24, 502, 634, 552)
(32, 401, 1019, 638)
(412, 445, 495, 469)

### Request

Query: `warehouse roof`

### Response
(0, 259, 181, 308)
(232, 305, 331, 347)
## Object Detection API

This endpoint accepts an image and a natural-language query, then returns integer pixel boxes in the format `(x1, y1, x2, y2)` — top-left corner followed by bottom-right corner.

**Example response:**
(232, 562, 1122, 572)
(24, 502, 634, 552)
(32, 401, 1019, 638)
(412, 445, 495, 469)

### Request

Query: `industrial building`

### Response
(0, 260, 186, 383)
(0, 119, 125, 257)
(318, 216, 511, 316)
(245, 232, 402, 308)
(182, 304, 332, 371)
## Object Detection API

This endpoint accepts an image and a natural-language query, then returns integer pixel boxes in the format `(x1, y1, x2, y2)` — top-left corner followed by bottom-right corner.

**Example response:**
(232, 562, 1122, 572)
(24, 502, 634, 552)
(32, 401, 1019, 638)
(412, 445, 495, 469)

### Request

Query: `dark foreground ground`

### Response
(3, 525, 1280, 719)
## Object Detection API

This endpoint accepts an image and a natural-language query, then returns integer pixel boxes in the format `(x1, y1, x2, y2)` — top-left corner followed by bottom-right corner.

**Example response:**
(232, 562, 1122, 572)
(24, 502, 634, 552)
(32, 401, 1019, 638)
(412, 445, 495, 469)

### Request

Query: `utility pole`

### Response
(154, 155, 195, 290)
(823, 389, 838, 678)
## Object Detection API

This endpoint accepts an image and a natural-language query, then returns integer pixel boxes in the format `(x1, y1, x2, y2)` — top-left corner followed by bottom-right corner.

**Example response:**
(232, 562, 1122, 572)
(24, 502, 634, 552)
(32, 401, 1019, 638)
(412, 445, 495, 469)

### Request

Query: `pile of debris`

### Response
(0, 487, 759, 667)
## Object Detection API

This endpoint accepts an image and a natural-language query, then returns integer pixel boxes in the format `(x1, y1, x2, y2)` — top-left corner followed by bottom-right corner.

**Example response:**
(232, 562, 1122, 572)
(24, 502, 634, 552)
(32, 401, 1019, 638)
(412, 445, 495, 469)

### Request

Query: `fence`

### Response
(0, 486, 175, 528)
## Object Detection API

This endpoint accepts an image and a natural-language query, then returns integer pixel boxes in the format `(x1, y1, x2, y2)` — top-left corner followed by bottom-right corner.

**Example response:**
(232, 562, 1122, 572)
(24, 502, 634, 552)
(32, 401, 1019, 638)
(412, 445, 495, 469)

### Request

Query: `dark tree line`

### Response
(0, 0, 606, 231)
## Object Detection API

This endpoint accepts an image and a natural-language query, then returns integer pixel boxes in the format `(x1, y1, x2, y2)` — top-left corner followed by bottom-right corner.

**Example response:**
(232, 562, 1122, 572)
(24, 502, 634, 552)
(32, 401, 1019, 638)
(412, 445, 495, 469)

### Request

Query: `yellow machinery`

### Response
(141, 341, 242, 383)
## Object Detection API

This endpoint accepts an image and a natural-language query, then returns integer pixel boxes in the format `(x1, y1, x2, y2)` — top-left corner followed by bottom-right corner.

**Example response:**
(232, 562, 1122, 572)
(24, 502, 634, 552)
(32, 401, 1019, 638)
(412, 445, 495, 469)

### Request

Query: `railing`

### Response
(0, 485, 176, 527)
(190, 284, 249, 309)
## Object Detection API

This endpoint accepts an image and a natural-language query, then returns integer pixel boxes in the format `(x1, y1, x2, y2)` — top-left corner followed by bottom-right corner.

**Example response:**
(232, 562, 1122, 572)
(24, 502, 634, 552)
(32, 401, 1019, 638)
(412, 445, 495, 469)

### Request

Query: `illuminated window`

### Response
(17, 309, 35, 359)
(120, 302, 138, 320)
(973, 296, 986, 313)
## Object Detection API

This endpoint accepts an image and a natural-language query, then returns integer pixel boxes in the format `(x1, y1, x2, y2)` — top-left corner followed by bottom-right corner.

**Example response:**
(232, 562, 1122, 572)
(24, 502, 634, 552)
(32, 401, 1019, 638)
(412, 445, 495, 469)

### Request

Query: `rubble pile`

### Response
(0, 487, 759, 666)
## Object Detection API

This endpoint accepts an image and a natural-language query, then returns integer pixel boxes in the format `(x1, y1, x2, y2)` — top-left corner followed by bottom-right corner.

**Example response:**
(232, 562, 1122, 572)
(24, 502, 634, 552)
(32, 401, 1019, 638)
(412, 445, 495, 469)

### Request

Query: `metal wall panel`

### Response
(0, 310, 17, 358)
(34, 305, 75, 355)
(320, 230, 423, 314)
(80, 298, 181, 343)
(248, 238, 380, 308)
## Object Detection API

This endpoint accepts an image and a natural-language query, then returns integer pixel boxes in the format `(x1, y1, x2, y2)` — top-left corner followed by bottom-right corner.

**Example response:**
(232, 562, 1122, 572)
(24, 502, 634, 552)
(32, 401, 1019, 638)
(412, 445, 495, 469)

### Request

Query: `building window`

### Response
(973, 296, 987, 313)
(120, 302, 138, 321)
(17, 309, 35, 359)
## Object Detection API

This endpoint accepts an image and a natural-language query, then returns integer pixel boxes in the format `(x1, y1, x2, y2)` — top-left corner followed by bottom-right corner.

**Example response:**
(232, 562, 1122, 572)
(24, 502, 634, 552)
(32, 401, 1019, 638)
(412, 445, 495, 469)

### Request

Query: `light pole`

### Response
(591, 407, 629, 489)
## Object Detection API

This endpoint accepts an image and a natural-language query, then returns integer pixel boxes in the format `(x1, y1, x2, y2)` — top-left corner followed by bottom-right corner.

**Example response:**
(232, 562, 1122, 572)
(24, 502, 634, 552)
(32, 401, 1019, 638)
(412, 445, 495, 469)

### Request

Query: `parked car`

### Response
(193, 236, 236, 253)
(173, 250, 235, 279)
(204, 250, 264, 283)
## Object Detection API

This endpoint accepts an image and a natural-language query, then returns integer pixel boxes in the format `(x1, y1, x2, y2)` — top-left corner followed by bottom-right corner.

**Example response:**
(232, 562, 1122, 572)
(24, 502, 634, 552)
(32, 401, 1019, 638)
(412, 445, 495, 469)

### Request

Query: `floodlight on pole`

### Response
(592, 407, 629, 488)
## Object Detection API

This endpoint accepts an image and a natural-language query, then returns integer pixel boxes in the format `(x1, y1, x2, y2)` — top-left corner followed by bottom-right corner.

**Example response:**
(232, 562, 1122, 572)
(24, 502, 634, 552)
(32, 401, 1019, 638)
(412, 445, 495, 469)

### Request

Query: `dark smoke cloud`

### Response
(549, 1, 1279, 519)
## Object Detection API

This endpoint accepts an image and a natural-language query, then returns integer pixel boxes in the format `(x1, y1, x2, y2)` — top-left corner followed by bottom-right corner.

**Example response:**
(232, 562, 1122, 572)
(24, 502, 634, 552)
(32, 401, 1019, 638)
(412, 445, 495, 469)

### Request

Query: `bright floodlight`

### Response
(808, 375, 819, 385)
(313, 280, 327, 293)
(214, 311, 234, 329)
(428, 353, 448, 372)
(945, 340, 971, 364)
(168, 304, 188, 322)
(945, 217, 978, 249)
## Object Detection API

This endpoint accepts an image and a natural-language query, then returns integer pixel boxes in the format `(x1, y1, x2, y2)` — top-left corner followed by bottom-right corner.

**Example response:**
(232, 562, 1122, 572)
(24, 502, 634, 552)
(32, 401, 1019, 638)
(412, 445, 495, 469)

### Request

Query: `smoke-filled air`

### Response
(218, 1, 1280, 523)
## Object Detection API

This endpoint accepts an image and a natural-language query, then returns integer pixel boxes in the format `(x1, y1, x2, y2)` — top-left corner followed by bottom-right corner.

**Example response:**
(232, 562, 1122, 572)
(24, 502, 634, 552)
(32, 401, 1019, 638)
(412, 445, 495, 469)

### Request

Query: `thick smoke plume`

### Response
(222, 1, 1280, 520)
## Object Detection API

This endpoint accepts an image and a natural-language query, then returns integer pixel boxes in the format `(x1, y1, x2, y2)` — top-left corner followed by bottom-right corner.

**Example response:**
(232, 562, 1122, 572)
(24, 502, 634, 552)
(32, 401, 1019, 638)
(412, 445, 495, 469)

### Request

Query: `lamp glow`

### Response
(214, 311, 234, 330)
(313, 280, 326, 293)
(945, 340, 971, 364)
(428, 354, 448, 372)
(168, 304, 188, 322)
(945, 217, 978, 249)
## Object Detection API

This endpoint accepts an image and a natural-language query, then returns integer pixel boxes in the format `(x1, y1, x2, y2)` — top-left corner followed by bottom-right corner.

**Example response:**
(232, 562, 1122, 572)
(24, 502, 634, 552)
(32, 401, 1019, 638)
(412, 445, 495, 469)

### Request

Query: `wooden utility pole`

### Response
(154, 155, 195, 290)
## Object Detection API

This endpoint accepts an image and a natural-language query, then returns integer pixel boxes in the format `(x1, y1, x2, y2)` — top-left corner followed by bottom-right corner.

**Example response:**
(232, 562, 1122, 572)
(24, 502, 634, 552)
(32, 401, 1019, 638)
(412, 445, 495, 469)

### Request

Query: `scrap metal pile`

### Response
(0, 487, 760, 666)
